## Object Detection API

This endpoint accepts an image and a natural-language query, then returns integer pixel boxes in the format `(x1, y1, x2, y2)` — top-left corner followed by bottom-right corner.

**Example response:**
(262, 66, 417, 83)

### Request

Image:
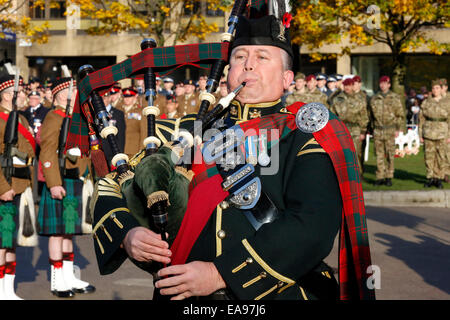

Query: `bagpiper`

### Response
(85, 8, 375, 301)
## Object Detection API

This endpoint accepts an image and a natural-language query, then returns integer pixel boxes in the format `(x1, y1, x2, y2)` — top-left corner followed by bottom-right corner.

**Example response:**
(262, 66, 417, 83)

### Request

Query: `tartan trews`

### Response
(38, 178, 84, 236)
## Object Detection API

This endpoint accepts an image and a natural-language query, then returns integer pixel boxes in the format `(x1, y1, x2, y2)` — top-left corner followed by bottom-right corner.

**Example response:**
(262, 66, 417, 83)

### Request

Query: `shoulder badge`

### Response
(295, 102, 329, 133)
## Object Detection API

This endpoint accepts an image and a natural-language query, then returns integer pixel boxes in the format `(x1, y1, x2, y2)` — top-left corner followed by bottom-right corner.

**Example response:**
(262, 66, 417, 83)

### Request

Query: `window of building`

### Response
(49, 0, 66, 19)
(29, 1, 45, 19)
(29, 0, 66, 19)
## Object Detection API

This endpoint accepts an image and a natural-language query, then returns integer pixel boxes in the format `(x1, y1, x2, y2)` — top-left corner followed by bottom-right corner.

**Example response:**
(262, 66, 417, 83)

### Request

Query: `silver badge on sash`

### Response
(295, 102, 329, 133)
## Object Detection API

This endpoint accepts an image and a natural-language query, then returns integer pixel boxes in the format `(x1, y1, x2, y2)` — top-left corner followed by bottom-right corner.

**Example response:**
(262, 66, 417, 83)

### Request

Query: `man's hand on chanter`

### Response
(122, 226, 171, 264)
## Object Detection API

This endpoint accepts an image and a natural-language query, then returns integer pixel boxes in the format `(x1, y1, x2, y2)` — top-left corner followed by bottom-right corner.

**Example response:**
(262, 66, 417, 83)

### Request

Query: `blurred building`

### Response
(13, 1, 227, 86)
(6, 1, 450, 94)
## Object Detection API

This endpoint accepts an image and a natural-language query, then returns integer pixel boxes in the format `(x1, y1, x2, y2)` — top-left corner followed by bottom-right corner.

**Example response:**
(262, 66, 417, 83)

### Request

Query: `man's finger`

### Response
(135, 239, 171, 258)
(144, 252, 171, 264)
(156, 273, 186, 289)
(157, 264, 186, 278)
(138, 231, 170, 249)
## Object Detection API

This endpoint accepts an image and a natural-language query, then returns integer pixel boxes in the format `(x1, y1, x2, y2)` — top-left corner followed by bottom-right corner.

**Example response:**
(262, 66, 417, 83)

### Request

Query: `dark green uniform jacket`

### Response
(91, 99, 342, 300)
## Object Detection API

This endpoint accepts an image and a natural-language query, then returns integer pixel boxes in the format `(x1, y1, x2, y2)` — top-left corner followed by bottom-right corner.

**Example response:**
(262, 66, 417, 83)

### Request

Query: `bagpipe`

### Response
(67, 0, 253, 258)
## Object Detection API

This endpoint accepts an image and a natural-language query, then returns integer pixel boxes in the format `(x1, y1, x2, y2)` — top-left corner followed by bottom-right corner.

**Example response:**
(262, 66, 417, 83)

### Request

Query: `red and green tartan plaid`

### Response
(77, 42, 230, 104)
(287, 102, 375, 300)
(66, 42, 230, 155)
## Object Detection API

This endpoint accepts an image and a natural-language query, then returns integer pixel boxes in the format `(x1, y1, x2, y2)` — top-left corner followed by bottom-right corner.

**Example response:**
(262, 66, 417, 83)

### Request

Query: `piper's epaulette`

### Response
(279, 107, 293, 114)
(155, 114, 197, 144)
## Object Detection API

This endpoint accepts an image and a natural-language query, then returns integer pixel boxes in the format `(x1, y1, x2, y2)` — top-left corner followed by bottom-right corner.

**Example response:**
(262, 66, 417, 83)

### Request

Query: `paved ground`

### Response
(12, 205, 450, 300)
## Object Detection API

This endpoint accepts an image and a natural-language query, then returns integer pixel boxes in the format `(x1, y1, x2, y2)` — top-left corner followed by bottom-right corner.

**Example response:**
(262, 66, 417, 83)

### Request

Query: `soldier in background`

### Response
(160, 77, 174, 97)
(29, 77, 40, 92)
(160, 94, 181, 119)
(0, 75, 36, 300)
(197, 75, 208, 95)
(285, 72, 307, 105)
(326, 75, 338, 97)
(353, 75, 370, 173)
(303, 74, 329, 107)
(38, 77, 95, 297)
(22, 91, 50, 135)
(109, 84, 123, 110)
(178, 79, 200, 116)
(316, 73, 328, 94)
(327, 74, 343, 108)
(440, 78, 448, 99)
(214, 79, 229, 101)
(42, 86, 53, 108)
(101, 91, 125, 167)
(369, 76, 405, 186)
(155, 76, 163, 95)
(335, 74, 344, 90)
(174, 81, 185, 97)
(22, 91, 51, 197)
(440, 78, 450, 183)
(117, 87, 144, 158)
(419, 79, 449, 189)
(330, 78, 369, 173)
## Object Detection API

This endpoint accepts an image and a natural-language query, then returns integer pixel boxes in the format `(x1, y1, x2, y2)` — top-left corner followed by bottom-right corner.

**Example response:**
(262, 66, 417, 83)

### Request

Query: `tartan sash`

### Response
(287, 102, 375, 300)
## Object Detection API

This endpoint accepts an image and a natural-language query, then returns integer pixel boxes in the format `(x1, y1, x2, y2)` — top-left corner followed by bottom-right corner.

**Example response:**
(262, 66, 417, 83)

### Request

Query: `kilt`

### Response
(0, 195, 21, 249)
(38, 178, 85, 236)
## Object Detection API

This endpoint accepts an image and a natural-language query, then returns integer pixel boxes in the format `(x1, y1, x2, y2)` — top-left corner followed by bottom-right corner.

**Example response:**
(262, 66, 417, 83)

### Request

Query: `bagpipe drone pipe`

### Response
(66, 0, 255, 274)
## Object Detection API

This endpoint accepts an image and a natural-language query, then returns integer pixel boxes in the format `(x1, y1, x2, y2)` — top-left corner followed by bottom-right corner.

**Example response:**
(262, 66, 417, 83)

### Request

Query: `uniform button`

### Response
(245, 257, 253, 264)
(217, 230, 226, 239)
(219, 201, 229, 210)
(260, 272, 267, 278)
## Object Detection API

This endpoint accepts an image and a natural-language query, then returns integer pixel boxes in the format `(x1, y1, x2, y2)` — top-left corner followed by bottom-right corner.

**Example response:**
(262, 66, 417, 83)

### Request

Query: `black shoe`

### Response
(73, 285, 96, 294)
(52, 289, 75, 298)
(434, 179, 444, 189)
(374, 179, 385, 186)
(424, 179, 434, 188)
(385, 178, 392, 187)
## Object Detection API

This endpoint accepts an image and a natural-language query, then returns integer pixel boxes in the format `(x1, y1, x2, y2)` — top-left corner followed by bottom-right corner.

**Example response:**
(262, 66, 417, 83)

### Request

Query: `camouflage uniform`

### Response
(331, 91, 369, 172)
(285, 88, 309, 105)
(419, 95, 450, 181)
(354, 90, 371, 170)
(441, 92, 450, 180)
(327, 89, 342, 109)
(369, 90, 405, 181)
(302, 89, 329, 108)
